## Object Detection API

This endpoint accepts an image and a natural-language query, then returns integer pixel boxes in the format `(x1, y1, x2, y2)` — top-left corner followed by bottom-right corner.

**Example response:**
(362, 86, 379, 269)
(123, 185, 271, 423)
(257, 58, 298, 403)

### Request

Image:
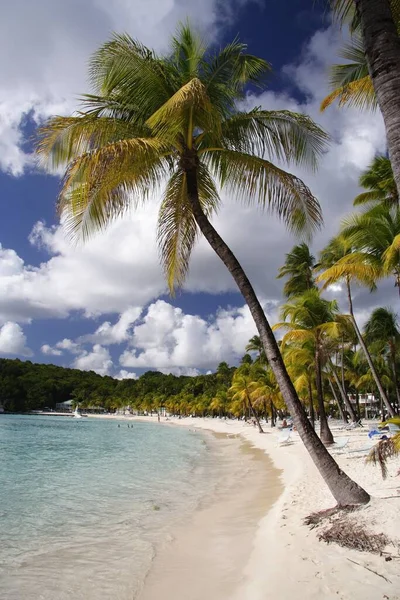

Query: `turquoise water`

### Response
(0, 415, 216, 599)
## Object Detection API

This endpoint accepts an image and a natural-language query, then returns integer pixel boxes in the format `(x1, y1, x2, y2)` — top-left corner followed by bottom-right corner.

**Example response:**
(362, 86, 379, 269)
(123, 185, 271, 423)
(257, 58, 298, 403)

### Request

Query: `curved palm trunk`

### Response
(346, 280, 395, 417)
(308, 378, 315, 429)
(186, 167, 370, 505)
(315, 347, 334, 444)
(328, 359, 358, 422)
(356, 0, 400, 198)
(247, 393, 264, 433)
(328, 378, 347, 424)
(389, 342, 400, 408)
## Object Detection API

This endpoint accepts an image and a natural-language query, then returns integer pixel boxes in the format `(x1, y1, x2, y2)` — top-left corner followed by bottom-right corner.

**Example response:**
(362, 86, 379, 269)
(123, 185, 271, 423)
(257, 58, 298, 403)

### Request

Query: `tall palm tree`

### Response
(316, 233, 393, 415)
(277, 243, 316, 298)
(274, 289, 345, 445)
(282, 341, 317, 427)
(364, 307, 400, 409)
(342, 205, 400, 297)
(245, 335, 267, 364)
(37, 24, 369, 504)
(229, 371, 264, 433)
(329, 0, 400, 199)
(354, 155, 398, 208)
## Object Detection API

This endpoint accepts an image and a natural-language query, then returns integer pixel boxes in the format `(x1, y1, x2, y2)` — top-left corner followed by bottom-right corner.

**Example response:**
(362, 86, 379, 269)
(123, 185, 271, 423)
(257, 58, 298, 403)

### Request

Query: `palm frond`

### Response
(146, 77, 220, 141)
(157, 162, 220, 292)
(36, 115, 145, 170)
(170, 22, 206, 81)
(59, 137, 170, 241)
(366, 432, 400, 479)
(204, 149, 322, 237)
(316, 252, 380, 289)
(212, 109, 328, 169)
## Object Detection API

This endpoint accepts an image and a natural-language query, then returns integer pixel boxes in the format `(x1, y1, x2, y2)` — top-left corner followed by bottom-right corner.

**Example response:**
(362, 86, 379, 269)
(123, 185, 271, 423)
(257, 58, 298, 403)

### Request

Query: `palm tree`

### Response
(277, 243, 316, 298)
(274, 289, 346, 445)
(320, 33, 375, 112)
(354, 155, 398, 208)
(330, 0, 400, 199)
(283, 342, 317, 427)
(364, 307, 400, 410)
(316, 233, 394, 416)
(229, 371, 264, 433)
(246, 335, 267, 364)
(37, 24, 369, 504)
(250, 363, 281, 427)
(342, 205, 400, 296)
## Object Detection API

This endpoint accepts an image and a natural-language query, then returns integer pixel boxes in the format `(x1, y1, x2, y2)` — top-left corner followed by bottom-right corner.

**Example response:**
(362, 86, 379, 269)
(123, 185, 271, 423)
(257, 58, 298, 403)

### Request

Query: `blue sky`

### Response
(0, 0, 395, 378)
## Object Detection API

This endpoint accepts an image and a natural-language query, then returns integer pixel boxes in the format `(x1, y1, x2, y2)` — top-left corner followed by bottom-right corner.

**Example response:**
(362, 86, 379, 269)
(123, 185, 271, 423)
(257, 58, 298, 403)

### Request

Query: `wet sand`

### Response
(138, 432, 283, 600)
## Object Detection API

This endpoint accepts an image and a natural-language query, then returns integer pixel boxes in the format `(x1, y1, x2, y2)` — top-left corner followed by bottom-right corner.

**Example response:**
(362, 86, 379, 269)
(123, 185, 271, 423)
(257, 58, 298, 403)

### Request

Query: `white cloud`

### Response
(41, 344, 62, 356)
(0, 322, 32, 356)
(115, 369, 138, 380)
(0, 0, 252, 175)
(72, 344, 113, 376)
(78, 306, 142, 345)
(119, 299, 277, 370)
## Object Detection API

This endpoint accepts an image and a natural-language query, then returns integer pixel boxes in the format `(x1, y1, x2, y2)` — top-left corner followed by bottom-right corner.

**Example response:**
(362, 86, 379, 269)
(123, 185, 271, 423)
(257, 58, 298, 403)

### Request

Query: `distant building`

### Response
(56, 400, 74, 412)
(348, 393, 378, 417)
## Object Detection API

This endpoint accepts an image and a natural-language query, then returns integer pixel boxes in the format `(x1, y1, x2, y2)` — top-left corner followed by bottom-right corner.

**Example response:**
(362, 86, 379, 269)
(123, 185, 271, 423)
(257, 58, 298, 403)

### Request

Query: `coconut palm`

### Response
(320, 34, 375, 112)
(37, 24, 369, 504)
(354, 155, 398, 208)
(274, 289, 347, 444)
(210, 389, 229, 417)
(342, 205, 400, 297)
(277, 243, 316, 298)
(249, 363, 281, 427)
(245, 335, 267, 364)
(329, 0, 400, 199)
(282, 342, 317, 427)
(229, 371, 264, 433)
(367, 419, 400, 478)
(364, 307, 400, 409)
(316, 234, 393, 415)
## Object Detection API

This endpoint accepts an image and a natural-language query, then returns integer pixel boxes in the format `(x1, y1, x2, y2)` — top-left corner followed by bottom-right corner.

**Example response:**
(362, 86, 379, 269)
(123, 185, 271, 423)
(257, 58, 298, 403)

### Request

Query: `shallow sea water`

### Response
(0, 415, 220, 600)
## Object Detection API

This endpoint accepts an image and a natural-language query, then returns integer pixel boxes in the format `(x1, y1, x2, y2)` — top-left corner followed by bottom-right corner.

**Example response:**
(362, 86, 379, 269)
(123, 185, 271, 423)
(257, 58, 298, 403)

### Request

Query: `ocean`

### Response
(0, 415, 219, 599)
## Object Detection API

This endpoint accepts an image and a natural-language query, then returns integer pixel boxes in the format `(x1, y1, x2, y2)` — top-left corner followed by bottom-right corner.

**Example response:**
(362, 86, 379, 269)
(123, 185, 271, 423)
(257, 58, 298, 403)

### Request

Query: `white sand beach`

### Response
(91, 414, 400, 600)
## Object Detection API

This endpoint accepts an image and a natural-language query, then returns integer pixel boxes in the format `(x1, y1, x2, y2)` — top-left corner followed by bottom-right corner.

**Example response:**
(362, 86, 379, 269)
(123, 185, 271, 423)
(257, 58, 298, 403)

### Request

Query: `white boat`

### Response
(73, 408, 82, 419)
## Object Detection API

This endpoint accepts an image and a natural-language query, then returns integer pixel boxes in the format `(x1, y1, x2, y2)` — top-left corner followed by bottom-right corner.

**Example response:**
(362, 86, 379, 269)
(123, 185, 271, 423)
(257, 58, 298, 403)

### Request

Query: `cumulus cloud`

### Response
(41, 338, 82, 356)
(78, 306, 142, 345)
(115, 369, 139, 380)
(0, 0, 252, 175)
(72, 344, 113, 376)
(119, 299, 278, 370)
(0, 322, 32, 357)
(41, 344, 62, 356)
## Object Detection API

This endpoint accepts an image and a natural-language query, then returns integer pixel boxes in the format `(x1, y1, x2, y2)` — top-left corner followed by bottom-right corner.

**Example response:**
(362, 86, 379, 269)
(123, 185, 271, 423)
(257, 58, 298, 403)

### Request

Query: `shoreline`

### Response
(18, 412, 400, 597)
(96, 413, 400, 599)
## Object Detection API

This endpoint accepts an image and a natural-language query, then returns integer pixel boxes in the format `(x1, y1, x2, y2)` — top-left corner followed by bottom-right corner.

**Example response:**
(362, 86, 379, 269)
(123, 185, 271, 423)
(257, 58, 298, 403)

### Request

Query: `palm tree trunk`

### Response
(247, 394, 264, 433)
(270, 400, 276, 427)
(328, 359, 358, 422)
(308, 378, 315, 429)
(390, 343, 400, 409)
(328, 378, 348, 424)
(315, 347, 334, 444)
(356, 0, 400, 198)
(346, 279, 395, 416)
(186, 167, 369, 504)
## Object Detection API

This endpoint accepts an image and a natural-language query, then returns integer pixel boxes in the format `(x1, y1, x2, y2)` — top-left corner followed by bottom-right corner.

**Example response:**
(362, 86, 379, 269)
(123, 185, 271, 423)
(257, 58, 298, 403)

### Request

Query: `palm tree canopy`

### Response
(273, 288, 344, 348)
(37, 23, 328, 293)
(320, 34, 376, 112)
(341, 205, 400, 282)
(354, 155, 398, 208)
(277, 243, 316, 298)
(316, 234, 379, 291)
(364, 307, 400, 345)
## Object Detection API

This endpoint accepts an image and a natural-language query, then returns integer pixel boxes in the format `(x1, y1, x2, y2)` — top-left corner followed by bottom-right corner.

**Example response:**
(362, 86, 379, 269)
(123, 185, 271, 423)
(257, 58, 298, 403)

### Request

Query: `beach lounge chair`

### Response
(278, 431, 291, 445)
(347, 440, 375, 454)
(388, 423, 400, 434)
(331, 438, 349, 450)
